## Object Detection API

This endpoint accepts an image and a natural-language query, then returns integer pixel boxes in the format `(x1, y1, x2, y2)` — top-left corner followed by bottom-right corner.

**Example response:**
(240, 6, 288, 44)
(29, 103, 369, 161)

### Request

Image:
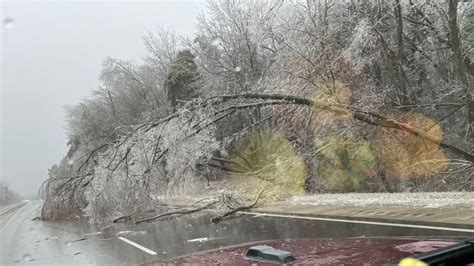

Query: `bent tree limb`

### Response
(212, 93, 474, 162)
(74, 93, 474, 180)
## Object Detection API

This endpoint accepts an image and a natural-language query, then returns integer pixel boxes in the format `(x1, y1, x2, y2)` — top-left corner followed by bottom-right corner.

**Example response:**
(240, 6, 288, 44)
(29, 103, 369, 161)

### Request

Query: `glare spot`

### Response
(315, 136, 376, 192)
(373, 112, 447, 178)
(67, 159, 74, 166)
(3, 17, 15, 29)
(230, 130, 306, 201)
(234, 66, 242, 72)
(313, 81, 352, 127)
(115, 230, 146, 237)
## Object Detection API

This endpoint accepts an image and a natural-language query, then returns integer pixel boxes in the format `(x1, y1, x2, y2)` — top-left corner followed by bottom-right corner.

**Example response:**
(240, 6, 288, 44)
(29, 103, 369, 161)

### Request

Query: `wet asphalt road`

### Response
(0, 201, 472, 265)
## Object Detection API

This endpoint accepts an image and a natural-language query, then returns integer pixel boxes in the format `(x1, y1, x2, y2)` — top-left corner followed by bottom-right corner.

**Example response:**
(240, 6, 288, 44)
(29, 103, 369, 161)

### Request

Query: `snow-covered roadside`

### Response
(155, 191, 474, 210)
(285, 192, 474, 209)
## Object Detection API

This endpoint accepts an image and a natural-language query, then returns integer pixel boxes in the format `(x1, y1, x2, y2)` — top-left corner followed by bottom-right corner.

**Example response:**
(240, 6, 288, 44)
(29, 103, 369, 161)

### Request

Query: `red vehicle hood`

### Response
(145, 237, 463, 265)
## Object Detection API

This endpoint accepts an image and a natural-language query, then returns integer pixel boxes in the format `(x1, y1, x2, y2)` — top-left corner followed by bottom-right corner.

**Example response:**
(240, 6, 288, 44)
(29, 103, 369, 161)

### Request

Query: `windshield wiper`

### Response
(410, 237, 474, 265)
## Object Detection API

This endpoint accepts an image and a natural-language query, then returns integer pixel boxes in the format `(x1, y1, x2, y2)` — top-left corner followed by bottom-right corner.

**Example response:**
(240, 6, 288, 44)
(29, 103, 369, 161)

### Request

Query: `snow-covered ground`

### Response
(285, 192, 474, 209)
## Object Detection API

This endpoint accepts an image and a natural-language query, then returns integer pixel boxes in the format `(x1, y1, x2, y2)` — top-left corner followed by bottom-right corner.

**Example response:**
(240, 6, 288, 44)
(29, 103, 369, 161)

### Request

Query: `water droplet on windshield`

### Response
(22, 254, 33, 261)
(3, 17, 15, 29)
(210, 38, 220, 46)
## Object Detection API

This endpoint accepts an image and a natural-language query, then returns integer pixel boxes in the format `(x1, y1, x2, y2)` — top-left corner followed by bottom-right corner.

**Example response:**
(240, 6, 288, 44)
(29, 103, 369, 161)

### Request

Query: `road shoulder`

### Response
(253, 192, 474, 229)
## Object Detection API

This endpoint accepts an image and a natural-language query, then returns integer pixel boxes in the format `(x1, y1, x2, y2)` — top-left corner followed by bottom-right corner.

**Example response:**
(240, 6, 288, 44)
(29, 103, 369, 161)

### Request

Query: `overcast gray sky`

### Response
(1, 1, 205, 196)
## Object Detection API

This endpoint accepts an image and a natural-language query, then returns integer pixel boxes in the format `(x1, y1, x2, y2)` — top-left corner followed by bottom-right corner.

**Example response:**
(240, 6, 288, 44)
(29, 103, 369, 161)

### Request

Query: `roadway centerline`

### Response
(240, 211, 474, 233)
(118, 236, 157, 255)
(0, 202, 29, 233)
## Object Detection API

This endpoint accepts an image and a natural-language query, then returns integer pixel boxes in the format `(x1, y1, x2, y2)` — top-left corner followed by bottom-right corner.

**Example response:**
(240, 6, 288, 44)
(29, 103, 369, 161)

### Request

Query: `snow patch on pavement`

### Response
(187, 237, 209, 243)
(116, 230, 146, 237)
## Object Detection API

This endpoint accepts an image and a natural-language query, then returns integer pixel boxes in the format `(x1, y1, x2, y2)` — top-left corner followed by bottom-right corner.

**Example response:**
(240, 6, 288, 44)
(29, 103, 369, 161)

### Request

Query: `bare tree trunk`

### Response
(107, 90, 117, 120)
(394, 0, 409, 105)
(448, 0, 473, 122)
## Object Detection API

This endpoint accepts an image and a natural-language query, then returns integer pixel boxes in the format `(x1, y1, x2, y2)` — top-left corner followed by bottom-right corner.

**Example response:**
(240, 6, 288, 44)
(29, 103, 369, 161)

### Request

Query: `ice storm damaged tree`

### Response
(42, 91, 474, 224)
(41, 0, 474, 223)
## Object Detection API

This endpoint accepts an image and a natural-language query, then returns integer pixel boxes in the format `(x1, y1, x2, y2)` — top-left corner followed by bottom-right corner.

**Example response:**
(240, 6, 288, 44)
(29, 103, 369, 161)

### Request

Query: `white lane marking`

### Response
(0, 202, 29, 233)
(240, 211, 474, 233)
(118, 236, 157, 255)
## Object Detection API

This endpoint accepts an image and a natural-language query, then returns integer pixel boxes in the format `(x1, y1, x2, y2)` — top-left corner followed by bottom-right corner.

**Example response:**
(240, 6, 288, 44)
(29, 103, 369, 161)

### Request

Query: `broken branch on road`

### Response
(210, 185, 270, 224)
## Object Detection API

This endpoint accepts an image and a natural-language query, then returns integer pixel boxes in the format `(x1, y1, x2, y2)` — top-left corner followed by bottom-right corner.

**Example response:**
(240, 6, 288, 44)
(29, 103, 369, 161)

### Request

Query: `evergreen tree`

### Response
(165, 49, 199, 110)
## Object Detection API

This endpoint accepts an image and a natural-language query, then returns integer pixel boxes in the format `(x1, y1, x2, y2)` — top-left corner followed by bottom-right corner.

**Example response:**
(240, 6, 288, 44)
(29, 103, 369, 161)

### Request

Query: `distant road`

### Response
(0, 200, 472, 265)
(0, 201, 29, 231)
(0, 201, 25, 214)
